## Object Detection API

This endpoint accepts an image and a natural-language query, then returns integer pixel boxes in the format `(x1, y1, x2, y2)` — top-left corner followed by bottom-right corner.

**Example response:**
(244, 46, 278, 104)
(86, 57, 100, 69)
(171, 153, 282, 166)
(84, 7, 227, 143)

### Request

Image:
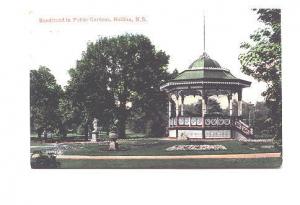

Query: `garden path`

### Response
(57, 152, 281, 160)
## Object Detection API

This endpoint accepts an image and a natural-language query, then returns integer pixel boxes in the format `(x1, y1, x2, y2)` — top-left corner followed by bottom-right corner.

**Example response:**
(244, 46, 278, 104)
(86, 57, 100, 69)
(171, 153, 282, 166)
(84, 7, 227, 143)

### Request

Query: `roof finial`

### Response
(203, 13, 206, 54)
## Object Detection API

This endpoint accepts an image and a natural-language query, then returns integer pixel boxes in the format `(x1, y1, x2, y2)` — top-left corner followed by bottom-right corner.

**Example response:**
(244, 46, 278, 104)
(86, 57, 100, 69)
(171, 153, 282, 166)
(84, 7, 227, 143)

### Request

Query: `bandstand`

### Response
(160, 52, 254, 140)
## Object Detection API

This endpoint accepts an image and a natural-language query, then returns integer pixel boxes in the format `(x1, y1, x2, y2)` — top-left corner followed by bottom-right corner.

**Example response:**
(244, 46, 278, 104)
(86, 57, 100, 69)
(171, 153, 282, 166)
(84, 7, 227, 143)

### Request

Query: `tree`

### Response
(67, 34, 170, 138)
(183, 98, 223, 116)
(207, 98, 223, 114)
(65, 51, 115, 140)
(129, 68, 178, 137)
(239, 9, 281, 143)
(253, 101, 270, 136)
(57, 93, 82, 138)
(184, 103, 201, 117)
(30, 66, 62, 137)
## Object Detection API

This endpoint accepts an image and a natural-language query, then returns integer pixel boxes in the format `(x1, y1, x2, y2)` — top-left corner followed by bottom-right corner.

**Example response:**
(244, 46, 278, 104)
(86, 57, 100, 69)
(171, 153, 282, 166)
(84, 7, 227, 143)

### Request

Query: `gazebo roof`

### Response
(188, 52, 221, 68)
(160, 52, 251, 92)
(174, 68, 238, 81)
(175, 52, 239, 81)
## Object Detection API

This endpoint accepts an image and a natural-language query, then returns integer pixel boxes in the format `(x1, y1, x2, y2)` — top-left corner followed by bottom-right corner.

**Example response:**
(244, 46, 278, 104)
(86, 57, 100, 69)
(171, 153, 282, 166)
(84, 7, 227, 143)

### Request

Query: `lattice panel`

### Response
(169, 130, 177, 138)
(178, 130, 203, 139)
(205, 130, 231, 138)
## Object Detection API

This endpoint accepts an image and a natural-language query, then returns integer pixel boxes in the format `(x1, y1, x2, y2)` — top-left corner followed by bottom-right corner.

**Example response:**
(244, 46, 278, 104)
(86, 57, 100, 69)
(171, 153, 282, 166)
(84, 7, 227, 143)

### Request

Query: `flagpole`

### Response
(203, 14, 206, 53)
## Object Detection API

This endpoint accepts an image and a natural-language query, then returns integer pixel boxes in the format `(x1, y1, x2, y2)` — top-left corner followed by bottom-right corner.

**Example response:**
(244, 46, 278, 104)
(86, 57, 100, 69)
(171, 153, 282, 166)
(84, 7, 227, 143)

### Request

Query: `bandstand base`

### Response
(169, 128, 232, 140)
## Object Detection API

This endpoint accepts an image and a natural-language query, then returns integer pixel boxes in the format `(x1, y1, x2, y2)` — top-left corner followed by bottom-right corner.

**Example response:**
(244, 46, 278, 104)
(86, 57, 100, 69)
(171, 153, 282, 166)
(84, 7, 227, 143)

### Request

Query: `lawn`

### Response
(31, 138, 279, 156)
(31, 138, 282, 168)
(31, 138, 280, 156)
(30, 130, 146, 142)
(57, 158, 282, 169)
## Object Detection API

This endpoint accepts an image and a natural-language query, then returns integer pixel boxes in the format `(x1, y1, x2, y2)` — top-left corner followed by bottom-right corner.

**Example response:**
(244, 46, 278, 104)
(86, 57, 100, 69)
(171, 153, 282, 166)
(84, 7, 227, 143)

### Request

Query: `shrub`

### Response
(31, 151, 60, 169)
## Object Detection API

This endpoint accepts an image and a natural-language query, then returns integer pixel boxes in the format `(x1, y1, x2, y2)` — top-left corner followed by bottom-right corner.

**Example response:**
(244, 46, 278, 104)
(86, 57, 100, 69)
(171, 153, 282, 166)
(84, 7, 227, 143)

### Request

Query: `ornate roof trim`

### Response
(160, 80, 251, 90)
(188, 67, 230, 72)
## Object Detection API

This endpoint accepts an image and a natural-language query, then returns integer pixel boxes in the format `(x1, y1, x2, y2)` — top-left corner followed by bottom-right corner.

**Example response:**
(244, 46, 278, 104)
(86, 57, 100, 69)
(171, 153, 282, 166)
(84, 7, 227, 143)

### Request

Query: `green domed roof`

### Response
(189, 52, 221, 68)
(174, 68, 238, 81)
(160, 52, 252, 91)
(173, 52, 236, 81)
(170, 52, 250, 86)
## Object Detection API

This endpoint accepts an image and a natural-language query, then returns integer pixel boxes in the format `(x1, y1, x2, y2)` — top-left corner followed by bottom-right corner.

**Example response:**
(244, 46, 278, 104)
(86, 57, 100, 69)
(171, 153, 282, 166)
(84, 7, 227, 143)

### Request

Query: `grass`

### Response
(31, 138, 280, 156)
(57, 158, 282, 169)
(30, 131, 146, 145)
(31, 137, 282, 169)
(51, 139, 280, 156)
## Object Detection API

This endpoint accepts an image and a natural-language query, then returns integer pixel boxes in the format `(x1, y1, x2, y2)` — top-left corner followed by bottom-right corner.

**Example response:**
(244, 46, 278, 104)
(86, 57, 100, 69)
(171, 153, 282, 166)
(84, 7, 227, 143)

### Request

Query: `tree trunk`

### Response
(117, 101, 127, 138)
(84, 123, 89, 141)
(37, 128, 43, 138)
(117, 117, 126, 138)
(59, 122, 67, 139)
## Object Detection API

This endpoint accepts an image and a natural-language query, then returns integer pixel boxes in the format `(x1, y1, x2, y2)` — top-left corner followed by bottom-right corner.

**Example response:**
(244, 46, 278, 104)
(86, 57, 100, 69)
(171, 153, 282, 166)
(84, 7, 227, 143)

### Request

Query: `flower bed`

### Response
(236, 135, 273, 143)
(30, 144, 84, 155)
(166, 145, 227, 151)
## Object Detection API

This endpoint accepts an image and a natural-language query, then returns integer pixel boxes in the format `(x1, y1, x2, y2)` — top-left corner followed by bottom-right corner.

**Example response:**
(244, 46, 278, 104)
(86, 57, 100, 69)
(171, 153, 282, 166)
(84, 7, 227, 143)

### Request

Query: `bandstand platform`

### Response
(168, 115, 253, 140)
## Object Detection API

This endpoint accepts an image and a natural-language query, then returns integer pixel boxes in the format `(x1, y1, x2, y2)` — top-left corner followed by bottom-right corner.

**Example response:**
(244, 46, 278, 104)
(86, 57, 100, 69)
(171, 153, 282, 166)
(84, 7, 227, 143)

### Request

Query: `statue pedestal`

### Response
(91, 132, 98, 142)
(108, 131, 119, 150)
(109, 140, 119, 151)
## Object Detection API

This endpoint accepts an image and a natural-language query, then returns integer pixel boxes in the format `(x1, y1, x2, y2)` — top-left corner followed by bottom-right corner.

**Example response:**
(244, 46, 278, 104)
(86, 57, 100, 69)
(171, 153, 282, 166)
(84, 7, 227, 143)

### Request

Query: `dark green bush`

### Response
(31, 151, 60, 169)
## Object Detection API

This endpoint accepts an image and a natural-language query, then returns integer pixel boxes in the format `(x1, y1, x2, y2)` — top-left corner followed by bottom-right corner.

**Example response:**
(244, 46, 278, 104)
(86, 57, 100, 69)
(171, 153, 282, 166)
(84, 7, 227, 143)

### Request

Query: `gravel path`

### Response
(57, 152, 281, 160)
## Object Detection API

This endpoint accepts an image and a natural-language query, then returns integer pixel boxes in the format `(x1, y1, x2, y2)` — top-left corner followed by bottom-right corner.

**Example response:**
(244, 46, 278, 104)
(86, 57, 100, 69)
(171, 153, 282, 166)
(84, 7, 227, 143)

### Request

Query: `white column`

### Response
(168, 100, 172, 118)
(238, 101, 243, 117)
(229, 101, 233, 116)
(202, 97, 207, 117)
(175, 96, 179, 117)
(238, 90, 243, 117)
(202, 95, 207, 139)
(168, 99, 172, 127)
(228, 94, 233, 116)
(181, 95, 184, 116)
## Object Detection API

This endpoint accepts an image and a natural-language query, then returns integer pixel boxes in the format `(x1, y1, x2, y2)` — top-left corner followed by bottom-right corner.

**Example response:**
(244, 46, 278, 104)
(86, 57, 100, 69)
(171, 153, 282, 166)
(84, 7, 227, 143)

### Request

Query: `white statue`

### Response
(91, 118, 99, 142)
(92, 118, 99, 132)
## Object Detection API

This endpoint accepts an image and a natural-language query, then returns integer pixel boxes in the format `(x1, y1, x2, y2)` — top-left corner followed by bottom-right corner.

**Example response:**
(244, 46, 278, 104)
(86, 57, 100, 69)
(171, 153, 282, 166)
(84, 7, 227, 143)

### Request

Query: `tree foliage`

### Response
(184, 98, 223, 116)
(239, 9, 281, 143)
(65, 41, 116, 139)
(253, 101, 270, 136)
(66, 34, 170, 138)
(128, 68, 178, 137)
(30, 66, 62, 136)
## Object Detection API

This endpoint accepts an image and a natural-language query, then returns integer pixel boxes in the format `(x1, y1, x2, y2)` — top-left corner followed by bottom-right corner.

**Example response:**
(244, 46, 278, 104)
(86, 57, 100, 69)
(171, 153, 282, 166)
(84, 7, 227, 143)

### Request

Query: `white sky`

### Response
(27, 1, 269, 106)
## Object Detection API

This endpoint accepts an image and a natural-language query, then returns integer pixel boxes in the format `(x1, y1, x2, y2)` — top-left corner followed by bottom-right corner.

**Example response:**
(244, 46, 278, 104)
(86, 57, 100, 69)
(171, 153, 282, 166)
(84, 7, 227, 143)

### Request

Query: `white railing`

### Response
(169, 117, 232, 128)
(204, 118, 231, 126)
(169, 116, 254, 137)
(169, 117, 203, 127)
(234, 120, 253, 136)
